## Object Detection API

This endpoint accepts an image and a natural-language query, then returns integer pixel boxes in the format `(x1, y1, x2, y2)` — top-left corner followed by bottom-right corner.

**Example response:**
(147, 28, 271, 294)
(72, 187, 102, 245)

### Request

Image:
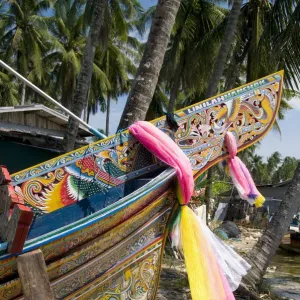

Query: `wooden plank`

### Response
(0, 185, 11, 240)
(7, 204, 33, 253)
(0, 182, 33, 253)
(8, 185, 24, 206)
(0, 166, 11, 185)
(17, 249, 54, 300)
(24, 112, 36, 127)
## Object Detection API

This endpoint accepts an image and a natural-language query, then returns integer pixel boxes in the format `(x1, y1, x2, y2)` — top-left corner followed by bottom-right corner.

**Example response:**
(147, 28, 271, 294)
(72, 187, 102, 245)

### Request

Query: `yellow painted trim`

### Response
(12, 70, 284, 178)
(193, 70, 284, 180)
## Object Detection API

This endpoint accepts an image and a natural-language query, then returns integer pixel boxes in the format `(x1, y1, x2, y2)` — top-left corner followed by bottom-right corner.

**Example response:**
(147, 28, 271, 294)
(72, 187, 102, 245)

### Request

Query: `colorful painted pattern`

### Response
(65, 241, 162, 300)
(0, 200, 171, 299)
(51, 217, 168, 299)
(0, 73, 282, 300)
(0, 179, 174, 283)
(9, 73, 282, 215)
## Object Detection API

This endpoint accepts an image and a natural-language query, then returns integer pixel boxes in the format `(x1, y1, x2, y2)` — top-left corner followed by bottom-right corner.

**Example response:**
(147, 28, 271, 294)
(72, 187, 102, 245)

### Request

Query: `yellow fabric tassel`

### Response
(254, 194, 265, 208)
(180, 206, 226, 300)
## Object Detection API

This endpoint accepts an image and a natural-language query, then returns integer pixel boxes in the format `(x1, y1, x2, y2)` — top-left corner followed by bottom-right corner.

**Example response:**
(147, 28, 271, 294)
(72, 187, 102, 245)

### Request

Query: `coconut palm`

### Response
(222, 3, 300, 289)
(0, 70, 19, 106)
(205, 0, 242, 97)
(272, 156, 299, 184)
(64, 0, 142, 151)
(93, 37, 139, 135)
(223, 0, 299, 134)
(0, 0, 54, 104)
(137, 0, 228, 116)
(243, 162, 300, 291)
(44, 0, 88, 110)
(225, 0, 300, 90)
(118, 0, 182, 130)
(202, 0, 243, 221)
(163, 0, 228, 112)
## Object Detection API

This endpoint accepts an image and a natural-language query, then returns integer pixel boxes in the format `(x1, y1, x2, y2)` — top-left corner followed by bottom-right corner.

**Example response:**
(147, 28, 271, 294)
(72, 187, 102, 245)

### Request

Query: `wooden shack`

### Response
(0, 105, 93, 173)
(216, 181, 290, 223)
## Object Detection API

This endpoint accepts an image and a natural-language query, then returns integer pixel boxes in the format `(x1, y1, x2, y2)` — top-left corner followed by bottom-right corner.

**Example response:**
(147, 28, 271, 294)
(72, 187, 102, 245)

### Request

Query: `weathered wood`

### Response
(0, 166, 11, 185)
(0, 185, 11, 240)
(0, 183, 33, 253)
(17, 250, 54, 300)
(7, 204, 33, 253)
(8, 185, 24, 206)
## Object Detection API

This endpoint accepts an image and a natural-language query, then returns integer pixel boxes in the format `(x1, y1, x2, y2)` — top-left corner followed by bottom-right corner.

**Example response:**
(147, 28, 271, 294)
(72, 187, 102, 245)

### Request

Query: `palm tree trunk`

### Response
(241, 162, 300, 290)
(21, 82, 26, 105)
(63, 0, 105, 152)
(83, 103, 88, 123)
(167, 64, 181, 113)
(118, 0, 182, 130)
(206, 0, 242, 97)
(105, 93, 111, 136)
(225, 40, 250, 91)
(204, 168, 213, 223)
(83, 87, 90, 122)
(204, 0, 242, 221)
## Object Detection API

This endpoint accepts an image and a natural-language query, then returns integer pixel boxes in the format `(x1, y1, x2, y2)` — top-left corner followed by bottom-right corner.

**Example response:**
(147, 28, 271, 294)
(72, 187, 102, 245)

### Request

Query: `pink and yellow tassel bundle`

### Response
(129, 121, 253, 300)
(224, 132, 265, 208)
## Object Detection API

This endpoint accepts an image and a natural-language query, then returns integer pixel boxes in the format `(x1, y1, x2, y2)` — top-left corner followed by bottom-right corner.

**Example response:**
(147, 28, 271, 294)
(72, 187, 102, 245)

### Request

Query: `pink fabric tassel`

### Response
(129, 121, 194, 204)
(225, 132, 265, 207)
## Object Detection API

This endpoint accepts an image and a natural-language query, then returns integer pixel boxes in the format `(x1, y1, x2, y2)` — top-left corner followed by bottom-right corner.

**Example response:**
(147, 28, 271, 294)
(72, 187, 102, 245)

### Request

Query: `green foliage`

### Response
(272, 156, 299, 184)
(212, 181, 232, 196)
(0, 0, 141, 121)
(194, 166, 232, 200)
(240, 149, 299, 185)
(1, 0, 300, 143)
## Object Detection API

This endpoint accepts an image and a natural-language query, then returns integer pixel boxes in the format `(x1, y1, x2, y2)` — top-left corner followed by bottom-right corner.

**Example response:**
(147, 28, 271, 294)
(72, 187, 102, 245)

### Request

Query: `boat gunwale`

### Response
(10, 71, 284, 185)
(0, 168, 176, 261)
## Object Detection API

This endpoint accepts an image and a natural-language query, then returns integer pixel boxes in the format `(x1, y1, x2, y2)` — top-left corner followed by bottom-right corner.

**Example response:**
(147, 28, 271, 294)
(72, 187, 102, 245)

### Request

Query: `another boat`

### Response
(280, 233, 300, 254)
(0, 71, 283, 299)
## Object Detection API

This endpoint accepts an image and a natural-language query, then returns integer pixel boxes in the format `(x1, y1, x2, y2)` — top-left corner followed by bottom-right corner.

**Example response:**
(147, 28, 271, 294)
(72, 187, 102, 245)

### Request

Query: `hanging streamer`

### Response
(224, 132, 265, 207)
(129, 121, 252, 300)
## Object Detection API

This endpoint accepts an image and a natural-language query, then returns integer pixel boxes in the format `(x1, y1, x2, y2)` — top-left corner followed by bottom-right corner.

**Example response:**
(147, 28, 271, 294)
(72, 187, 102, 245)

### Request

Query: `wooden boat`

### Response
(0, 71, 283, 299)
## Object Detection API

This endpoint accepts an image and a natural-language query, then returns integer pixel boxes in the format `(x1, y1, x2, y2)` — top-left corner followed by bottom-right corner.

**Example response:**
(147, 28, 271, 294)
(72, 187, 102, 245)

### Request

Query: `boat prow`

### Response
(0, 71, 284, 299)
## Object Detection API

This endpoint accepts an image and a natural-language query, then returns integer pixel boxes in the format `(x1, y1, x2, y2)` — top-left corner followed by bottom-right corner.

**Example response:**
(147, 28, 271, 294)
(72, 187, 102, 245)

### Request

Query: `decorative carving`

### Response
(10, 73, 282, 215)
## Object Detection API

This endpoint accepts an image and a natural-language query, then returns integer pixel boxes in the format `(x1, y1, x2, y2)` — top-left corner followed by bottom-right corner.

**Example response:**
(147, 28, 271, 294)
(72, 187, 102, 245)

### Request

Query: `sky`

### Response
(90, 0, 300, 161)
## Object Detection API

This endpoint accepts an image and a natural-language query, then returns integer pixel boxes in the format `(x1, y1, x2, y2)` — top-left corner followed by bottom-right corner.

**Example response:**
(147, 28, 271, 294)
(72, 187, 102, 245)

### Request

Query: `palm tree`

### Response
(266, 151, 281, 179)
(225, 0, 300, 91)
(64, 0, 141, 151)
(162, 0, 227, 113)
(223, 0, 298, 134)
(44, 0, 88, 110)
(99, 38, 138, 135)
(205, 0, 242, 97)
(203, 0, 242, 220)
(0, 70, 19, 106)
(230, 2, 300, 290)
(242, 162, 300, 291)
(137, 0, 228, 116)
(272, 156, 299, 183)
(118, 0, 182, 130)
(0, 0, 53, 104)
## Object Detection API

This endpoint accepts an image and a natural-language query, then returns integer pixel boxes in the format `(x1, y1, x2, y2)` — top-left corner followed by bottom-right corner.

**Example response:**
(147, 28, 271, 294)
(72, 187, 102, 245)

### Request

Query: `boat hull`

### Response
(0, 72, 284, 299)
(0, 170, 176, 299)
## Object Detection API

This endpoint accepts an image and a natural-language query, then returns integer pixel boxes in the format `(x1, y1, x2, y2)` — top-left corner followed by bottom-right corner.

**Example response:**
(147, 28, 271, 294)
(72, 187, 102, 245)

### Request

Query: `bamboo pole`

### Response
(0, 60, 106, 139)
